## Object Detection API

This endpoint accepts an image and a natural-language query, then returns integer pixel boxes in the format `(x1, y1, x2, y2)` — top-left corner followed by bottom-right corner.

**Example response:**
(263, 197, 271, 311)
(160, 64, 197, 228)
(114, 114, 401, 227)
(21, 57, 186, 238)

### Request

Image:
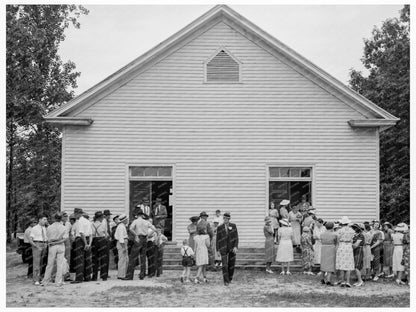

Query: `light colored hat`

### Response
(395, 223, 409, 232)
(338, 216, 351, 225)
(279, 218, 289, 226)
(280, 199, 290, 206)
(119, 214, 128, 222)
(302, 226, 310, 232)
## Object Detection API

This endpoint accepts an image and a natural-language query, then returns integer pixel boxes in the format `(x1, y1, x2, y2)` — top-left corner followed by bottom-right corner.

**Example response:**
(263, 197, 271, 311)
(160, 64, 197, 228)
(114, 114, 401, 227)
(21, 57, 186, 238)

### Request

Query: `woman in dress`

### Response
(402, 226, 410, 285)
(276, 218, 294, 275)
(319, 222, 338, 285)
(382, 222, 394, 278)
(301, 226, 315, 275)
(361, 223, 373, 281)
(289, 205, 302, 250)
(279, 200, 290, 220)
(351, 224, 365, 287)
(269, 202, 279, 243)
(370, 221, 384, 281)
(264, 217, 275, 273)
(187, 216, 199, 251)
(335, 216, 355, 288)
(313, 219, 326, 268)
(193, 226, 210, 284)
(392, 223, 407, 285)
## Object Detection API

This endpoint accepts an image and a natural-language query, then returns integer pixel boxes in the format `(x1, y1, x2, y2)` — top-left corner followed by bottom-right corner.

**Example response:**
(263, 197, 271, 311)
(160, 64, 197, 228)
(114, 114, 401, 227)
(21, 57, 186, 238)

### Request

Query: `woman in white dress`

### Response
(288, 205, 302, 249)
(392, 223, 407, 285)
(313, 219, 326, 266)
(276, 218, 294, 275)
(193, 226, 210, 284)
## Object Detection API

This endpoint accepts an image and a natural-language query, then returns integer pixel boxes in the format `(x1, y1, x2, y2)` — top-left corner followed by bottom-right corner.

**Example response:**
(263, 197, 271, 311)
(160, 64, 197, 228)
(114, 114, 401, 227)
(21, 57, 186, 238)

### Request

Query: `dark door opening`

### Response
(129, 180, 173, 240)
(269, 181, 311, 209)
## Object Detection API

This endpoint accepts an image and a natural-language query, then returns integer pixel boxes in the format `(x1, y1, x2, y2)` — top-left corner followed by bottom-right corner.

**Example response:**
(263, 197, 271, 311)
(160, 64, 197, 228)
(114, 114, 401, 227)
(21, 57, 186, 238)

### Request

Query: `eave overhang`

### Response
(44, 117, 93, 126)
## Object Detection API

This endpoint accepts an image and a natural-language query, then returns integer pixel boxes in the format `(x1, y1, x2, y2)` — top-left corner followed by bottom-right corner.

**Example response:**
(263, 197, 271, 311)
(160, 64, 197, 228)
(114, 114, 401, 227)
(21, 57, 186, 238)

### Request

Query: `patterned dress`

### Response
(402, 232, 410, 277)
(264, 225, 275, 263)
(352, 232, 364, 270)
(276, 227, 294, 262)
(289, 211, 302, 245)
(371, 230, 384, 271)
(336, 226, 355, 271)
(301, 232, 314, 271)
(320, 231, 337, 273)
(391, 232, 404, 272)
(313, 225, 326, 264)
(194, 234, 210, 266)
(383, 229, 394, 267)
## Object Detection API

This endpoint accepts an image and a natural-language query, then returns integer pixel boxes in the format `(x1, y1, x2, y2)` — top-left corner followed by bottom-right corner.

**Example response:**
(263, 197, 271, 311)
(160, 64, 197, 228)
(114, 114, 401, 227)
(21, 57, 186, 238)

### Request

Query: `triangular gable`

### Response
(45, 5, 399, 130)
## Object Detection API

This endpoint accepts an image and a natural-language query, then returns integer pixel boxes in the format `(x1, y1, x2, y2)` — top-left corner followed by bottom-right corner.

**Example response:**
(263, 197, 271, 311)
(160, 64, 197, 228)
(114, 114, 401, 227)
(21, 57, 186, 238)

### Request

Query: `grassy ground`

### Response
(6, 251, 410, 307)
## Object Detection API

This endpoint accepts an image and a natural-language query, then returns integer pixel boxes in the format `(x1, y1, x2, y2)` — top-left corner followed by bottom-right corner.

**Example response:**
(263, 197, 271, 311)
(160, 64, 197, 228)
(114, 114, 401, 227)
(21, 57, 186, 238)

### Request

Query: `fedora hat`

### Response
(280, 199, 290, 206)
(223, 212, 231, 218)
(94, 211, 104, 219)
(338, 216, 351, 225)
(74, 208, 84, 215)
(200, 211, 209, 217)
(279, 218, 289, 226)
(395, 223, 408, 232)
(119, 214, 128, 223)
(103, 210, 111, 216)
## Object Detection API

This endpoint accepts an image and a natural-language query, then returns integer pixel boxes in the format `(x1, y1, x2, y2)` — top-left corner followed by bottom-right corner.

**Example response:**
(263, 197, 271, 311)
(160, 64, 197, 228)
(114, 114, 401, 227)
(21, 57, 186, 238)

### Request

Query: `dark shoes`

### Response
(70, 280, 82, 284)
(320, 279, 326, 285)
(120, 277, 133, 280)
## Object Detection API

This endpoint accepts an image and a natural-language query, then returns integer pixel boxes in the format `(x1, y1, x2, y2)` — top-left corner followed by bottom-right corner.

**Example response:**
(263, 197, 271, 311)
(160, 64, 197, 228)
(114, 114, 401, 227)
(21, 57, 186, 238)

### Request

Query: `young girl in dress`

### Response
(180, 239, 194, 283)
(193, 226, 210, 283)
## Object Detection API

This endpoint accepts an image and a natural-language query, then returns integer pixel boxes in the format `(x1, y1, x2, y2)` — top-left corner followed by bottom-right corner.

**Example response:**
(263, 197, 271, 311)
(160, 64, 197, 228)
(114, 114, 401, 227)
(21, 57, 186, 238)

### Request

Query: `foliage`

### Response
(349, 5, 409, 223)
(6, 5, 88, 237)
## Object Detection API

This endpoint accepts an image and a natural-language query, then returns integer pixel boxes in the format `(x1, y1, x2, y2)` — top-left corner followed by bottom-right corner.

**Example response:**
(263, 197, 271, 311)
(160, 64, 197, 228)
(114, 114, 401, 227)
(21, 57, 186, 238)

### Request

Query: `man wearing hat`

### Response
(216, 212, 239, 286)
(71, 208, 93, 283)
(152, 197, 168, 233)
(102, 210, 112, 278)
(114, 214, 129, 279)
(111, 215, 120, 268)
(91, 211, 109, 281)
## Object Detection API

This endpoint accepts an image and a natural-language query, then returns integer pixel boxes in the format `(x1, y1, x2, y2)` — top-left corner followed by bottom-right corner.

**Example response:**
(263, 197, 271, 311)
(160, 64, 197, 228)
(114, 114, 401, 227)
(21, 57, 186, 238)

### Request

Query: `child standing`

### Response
(181, 239, 194, 283)
(154, 224, 168, 277)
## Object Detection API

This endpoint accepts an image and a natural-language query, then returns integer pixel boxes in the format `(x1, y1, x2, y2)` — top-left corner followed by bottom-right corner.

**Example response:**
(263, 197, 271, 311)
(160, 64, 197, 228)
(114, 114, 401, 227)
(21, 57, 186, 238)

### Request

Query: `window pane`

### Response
(279, 167, 290, 177)
(290, 168, 301, 177)
(301, 168, 311, 177)
(131, 167, 145, 176)
(269, 167, 280, 177)
(158, 167, 172, 177)
(144, 167, 158, 176)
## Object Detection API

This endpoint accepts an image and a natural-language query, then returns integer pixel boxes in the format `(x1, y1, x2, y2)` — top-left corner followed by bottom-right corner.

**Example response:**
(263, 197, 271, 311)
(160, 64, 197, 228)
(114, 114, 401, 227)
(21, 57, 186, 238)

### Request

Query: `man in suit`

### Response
(216, 212, 238, 286)
(152, 197, 168, 233)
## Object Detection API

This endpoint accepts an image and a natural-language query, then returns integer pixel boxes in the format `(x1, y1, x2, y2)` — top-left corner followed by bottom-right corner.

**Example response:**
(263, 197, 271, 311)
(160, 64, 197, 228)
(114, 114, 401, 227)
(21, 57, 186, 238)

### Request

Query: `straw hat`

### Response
(395, 223, 409, 232)
(280, 199, 290, 206)
(338, 216, 351, 225)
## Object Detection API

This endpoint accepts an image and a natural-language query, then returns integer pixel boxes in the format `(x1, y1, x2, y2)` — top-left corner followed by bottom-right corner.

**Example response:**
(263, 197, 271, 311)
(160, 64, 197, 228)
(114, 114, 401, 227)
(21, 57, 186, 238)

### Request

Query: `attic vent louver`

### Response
(206, 49, 240, 82)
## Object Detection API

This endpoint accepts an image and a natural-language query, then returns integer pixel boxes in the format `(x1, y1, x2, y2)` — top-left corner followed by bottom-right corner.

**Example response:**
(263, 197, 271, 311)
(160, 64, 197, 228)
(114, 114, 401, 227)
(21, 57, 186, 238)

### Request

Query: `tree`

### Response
(6, 5, 88, 241)
(349, 5, 409, 224)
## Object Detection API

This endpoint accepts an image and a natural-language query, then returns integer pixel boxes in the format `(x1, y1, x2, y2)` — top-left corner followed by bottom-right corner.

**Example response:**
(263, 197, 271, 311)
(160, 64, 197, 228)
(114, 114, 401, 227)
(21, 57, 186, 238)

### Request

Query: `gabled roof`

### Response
(45, 5, 399, 130)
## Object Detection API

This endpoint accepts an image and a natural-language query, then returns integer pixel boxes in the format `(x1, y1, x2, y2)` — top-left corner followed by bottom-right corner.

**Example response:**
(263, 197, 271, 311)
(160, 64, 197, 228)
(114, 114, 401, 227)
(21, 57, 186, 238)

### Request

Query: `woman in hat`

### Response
(351, 224, 365, 287)
(268, 202, 279, 243)
(279, 200, 290, 220)
(193, 225, 210, 284)
(319, 222, 338, 285)
(288, 205, 302, 250)
(382, 222, 394, 278)
(275, 218, 294, 275)
(370, 221, 384, 281)
(402, 226, 410, 285)
(301, 226, 315, 275)
(264, 217, 275, 273)
(391, 223, 407, 285)
(313, 218, 326, 267)
(187, 216, 199, 251)
(361, 223, 373, 281)
(335, 216, 355, 288)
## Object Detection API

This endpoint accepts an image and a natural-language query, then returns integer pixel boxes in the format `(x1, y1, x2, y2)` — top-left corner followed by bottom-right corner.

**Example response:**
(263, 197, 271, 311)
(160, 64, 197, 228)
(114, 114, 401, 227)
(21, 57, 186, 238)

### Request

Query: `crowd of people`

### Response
(266, 198, 411, 288)
(20, 195, 409, 289)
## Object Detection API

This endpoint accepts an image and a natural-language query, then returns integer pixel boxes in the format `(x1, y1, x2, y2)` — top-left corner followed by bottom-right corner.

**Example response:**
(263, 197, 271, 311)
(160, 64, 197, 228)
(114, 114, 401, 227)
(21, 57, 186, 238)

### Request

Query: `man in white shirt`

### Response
(212, 210, 223, 225)
(23, 219, 37, 279)
(137, 197, 151, 219)
(123, 211, 156, 280)
(29, 214, 48, 285)
(114, 214, 129, 279)
(61, 212, 72, 280)
(71, 208, 93, 283)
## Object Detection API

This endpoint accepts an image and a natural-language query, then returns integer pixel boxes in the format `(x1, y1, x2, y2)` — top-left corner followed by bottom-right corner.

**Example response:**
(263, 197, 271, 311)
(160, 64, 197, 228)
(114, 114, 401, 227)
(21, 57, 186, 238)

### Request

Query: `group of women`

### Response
(265, 200, 410, 288)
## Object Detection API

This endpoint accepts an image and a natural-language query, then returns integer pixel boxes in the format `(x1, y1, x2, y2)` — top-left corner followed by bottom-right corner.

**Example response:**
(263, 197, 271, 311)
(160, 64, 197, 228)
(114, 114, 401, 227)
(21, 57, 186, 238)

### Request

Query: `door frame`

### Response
(125, 163, 176, 241)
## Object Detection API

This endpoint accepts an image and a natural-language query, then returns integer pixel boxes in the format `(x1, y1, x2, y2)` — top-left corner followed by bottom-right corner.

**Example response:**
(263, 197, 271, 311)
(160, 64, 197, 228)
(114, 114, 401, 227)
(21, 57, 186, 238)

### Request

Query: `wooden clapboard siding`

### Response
(62, 22, 378, 246)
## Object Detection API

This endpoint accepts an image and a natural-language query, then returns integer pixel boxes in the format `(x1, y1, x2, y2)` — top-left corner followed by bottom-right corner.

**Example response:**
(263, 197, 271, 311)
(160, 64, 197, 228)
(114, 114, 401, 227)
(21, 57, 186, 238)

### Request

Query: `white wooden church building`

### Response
(45, 5, 398, 246)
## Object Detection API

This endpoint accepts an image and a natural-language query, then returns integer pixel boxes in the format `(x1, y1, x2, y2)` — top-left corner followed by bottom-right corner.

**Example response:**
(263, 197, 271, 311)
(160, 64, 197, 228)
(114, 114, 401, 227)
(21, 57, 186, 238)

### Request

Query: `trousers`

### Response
(125, 236, 147, 279)
(91, 237, 109, 280)
(146, 241, 156, 276)
(155, 246, 164, 276)
(32, 242, 48, 282)
(221, 251, 236, 283)
(116, 241, 128, 278)
(73, 237, 92, 281)
(42, 243, 65, 284)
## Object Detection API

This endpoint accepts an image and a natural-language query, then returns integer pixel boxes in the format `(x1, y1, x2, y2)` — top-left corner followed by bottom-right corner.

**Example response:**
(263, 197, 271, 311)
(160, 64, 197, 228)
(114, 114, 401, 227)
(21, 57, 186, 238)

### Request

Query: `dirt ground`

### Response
(6, 252, 410, 307)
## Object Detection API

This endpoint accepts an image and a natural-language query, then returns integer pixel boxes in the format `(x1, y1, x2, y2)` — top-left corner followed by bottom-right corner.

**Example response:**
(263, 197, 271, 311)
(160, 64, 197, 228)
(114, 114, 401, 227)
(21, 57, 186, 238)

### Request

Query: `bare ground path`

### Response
(6, 252, 410, 307)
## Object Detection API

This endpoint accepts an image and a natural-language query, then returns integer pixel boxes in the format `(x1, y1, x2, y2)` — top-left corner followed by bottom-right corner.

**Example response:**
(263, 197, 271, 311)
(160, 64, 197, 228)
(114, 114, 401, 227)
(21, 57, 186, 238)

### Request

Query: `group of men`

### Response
(22, 196, 169, 286)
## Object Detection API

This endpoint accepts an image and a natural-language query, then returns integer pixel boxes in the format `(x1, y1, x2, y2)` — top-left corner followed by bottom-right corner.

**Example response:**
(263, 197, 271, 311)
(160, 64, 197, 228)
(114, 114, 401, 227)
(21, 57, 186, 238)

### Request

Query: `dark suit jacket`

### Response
(216, 222, 239, 255)
(152, 204, 168, 227)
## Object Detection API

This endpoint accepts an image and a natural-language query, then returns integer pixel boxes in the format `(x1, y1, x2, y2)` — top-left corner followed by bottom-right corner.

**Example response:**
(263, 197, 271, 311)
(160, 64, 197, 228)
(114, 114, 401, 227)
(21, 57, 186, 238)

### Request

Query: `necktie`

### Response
(41, 227, 46, 242)
(107, 220, 110, 237)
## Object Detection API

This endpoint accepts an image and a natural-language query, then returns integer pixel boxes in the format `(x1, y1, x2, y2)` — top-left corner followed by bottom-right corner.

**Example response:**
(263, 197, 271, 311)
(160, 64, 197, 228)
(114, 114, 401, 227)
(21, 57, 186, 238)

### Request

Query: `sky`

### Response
(57, 4, 405, 95)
